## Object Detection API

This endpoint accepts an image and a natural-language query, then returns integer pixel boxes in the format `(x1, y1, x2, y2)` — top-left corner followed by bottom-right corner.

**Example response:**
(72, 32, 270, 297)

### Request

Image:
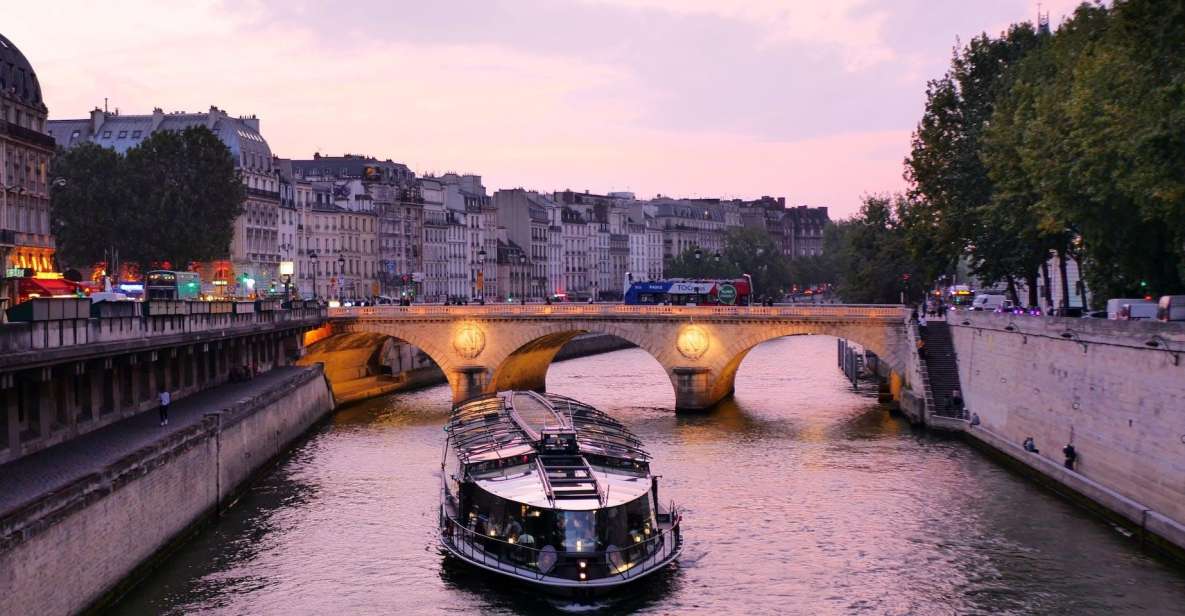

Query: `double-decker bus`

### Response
(623, 278, 751, 306)
(146, 270, 201, 300)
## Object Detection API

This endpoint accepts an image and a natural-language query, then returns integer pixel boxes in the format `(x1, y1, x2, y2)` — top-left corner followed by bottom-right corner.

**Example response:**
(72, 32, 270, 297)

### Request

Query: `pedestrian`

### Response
(1023, 437, 1039, 454)
(158, 387, 171, 426)
(915, 337, 926, 361)
(951, 389, 963, 411)
(1063, 443, 1077, 470)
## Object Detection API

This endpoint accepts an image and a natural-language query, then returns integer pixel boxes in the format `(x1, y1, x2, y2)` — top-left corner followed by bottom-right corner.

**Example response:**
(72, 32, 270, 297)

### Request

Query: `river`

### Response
(111, 336, 1185, 615)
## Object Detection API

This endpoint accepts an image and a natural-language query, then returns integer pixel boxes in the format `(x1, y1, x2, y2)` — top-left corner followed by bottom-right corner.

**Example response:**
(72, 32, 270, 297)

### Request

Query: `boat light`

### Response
(633, 535, 641, 543)
(576, 540, 583, 551)
(508, 537, 516, 544)
(489, 530, 496, 537)
(579, 560, 587, 569)
(579, 572, 587, 581)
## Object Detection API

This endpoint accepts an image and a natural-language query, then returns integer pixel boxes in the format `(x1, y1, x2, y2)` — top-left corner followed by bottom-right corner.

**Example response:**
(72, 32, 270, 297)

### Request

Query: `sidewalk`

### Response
(0, 366, 312, 516)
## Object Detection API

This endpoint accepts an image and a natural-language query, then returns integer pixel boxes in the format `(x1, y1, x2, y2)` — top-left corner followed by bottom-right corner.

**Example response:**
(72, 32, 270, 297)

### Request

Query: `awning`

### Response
(20, 277, 81, 298)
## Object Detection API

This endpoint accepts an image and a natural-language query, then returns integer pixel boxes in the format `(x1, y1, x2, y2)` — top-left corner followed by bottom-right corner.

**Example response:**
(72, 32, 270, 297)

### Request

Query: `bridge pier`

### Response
(451, 366, 491, 405)
(672, 367, 724, 412)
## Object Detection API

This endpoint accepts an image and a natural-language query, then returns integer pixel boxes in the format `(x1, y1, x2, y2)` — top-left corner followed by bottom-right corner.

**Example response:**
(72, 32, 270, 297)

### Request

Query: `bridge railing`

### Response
(331, 303, 908, 320)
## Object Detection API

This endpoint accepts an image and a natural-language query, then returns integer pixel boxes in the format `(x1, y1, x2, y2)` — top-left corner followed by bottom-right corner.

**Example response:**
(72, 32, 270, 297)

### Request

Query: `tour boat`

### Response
(439, 391, 682, 592)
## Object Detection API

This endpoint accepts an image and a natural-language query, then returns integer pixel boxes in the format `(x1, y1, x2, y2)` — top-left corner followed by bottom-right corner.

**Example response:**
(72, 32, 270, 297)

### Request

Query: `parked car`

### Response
(1049, 306, 1084, 318)
(1157, 295, 1185, 322)
(1081, 310, 1108, 319)
(1106, 298, 1154, 320)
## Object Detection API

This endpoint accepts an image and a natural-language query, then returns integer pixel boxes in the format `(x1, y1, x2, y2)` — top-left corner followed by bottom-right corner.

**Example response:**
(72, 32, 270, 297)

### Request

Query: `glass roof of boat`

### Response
(446, 392, 650, 465)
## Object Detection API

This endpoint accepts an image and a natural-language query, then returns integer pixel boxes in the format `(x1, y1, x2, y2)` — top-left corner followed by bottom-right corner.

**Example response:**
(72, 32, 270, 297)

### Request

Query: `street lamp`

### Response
(337, 254, 346, 301)
(519, 254, 527, 302)
(477, 248, 487, 304)
(309, 251, 319, 301)
(694, 248, 702, 263)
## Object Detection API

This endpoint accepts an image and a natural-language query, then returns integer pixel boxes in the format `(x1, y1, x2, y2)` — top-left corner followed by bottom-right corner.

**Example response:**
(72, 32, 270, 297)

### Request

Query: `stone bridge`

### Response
(319, 304, 912, 411)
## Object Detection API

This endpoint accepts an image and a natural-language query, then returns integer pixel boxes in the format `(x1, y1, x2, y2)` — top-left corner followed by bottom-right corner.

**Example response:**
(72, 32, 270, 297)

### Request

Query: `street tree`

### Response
(123, 127, 245, 267)
(49, 143, 130, 271)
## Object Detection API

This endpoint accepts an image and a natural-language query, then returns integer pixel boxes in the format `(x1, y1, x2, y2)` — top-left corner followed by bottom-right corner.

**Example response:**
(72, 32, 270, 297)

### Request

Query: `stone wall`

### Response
(950, 312, 1185, 552)
(0, 367, 335, 615)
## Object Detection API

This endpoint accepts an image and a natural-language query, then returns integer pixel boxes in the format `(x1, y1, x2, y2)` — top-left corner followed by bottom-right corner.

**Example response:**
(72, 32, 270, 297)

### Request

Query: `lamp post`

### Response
(337, 254, 346, 301)
(519, 254, 527, 303)
(309, 251, 319, 301)
(477, 248, 487, 304)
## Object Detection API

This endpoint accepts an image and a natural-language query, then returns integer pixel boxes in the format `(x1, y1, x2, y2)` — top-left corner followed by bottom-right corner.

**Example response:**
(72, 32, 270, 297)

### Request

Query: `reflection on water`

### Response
(111, 336, 1185, 615)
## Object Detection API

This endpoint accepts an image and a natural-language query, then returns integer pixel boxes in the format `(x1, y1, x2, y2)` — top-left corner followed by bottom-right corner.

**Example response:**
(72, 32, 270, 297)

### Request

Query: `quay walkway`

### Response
(0, 367, 308, 517)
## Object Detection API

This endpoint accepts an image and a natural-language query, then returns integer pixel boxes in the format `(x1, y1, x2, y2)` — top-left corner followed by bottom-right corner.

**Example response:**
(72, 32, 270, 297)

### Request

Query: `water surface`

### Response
(112, 336, 1185, 615)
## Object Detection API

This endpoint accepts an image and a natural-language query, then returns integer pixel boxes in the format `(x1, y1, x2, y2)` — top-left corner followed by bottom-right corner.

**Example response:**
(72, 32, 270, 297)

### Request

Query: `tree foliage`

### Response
(663, 227, 825, 299)
(827, 195, 927, 304)
(891, 0, 1185, 305)
(51, 126, 245, 270)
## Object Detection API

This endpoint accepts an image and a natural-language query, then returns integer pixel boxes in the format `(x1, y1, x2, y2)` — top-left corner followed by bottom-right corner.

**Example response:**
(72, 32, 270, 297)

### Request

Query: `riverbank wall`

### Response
(946, 312, 1185, 559)
(0, 366, 335, 615)
(327, 333, 636, 405)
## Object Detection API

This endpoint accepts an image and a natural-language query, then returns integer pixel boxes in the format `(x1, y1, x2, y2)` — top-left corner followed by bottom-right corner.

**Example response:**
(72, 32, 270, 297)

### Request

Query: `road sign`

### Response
(718, 283, 737, 305)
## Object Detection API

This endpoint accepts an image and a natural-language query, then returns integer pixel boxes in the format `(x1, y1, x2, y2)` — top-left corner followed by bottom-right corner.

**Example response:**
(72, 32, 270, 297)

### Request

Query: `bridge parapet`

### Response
(330, 303, 906, 322)
(0, 304, 326, 359)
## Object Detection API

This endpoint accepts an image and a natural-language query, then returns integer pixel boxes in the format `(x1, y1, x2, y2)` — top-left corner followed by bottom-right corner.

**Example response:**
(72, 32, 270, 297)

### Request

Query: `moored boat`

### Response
(439, 391, 682, 591)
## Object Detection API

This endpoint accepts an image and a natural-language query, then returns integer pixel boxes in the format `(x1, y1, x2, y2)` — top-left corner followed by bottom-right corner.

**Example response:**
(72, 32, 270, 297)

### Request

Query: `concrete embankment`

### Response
(318, 333, 636, 405)
(944, 312, 1185, 560)
(0, 366, 335, 615)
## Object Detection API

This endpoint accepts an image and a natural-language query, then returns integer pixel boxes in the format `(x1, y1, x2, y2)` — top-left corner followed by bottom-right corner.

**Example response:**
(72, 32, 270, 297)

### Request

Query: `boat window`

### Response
(559, 511, 596, 552)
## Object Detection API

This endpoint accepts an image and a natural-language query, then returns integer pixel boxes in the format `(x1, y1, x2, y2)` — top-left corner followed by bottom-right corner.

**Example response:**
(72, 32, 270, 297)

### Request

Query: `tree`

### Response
(663, 228, 794, 299)
(49, 143, 129, 270)
(904, 24, 1043, 294)
(50, 126, 245, 271)
(828, 195, 925, 304)
(123, 127, 245, 267)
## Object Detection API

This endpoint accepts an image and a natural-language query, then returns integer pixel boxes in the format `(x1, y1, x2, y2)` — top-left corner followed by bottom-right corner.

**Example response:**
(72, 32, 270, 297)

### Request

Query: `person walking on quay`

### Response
(158, 388, 171, 426)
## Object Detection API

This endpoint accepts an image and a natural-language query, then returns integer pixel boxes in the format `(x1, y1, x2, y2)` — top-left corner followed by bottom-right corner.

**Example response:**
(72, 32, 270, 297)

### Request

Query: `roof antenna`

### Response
(104, 97, 108, 113)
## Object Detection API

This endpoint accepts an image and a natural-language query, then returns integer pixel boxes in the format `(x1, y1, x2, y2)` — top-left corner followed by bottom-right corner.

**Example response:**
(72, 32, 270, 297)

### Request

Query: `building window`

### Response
(117, 131, 128, 138)
(101, 131, 111, 138)
(132, 130, 142, 138)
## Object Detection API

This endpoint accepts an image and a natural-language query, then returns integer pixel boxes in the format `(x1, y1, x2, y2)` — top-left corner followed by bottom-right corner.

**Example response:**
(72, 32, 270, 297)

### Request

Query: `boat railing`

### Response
(441, 509, 681, 584)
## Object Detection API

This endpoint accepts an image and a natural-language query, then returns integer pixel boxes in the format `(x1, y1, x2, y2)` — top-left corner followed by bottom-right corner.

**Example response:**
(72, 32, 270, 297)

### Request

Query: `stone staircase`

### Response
(921, 322, 964, 418)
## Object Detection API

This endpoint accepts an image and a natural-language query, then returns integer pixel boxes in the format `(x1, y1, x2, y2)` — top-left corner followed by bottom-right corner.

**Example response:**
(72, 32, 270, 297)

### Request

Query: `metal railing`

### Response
(441, 510, 681, 585)
(333, 303, 907, 320)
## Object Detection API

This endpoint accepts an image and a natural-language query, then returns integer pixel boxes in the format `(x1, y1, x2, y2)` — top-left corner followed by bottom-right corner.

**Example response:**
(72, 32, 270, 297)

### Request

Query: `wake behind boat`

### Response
(439, 391, 682, 592)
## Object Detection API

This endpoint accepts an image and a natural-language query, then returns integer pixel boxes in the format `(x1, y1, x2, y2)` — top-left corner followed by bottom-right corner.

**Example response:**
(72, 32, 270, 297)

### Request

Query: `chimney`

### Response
(151, 107, 165, 131)
(240, 114, 260, 133)
(90, 107, 107, 135)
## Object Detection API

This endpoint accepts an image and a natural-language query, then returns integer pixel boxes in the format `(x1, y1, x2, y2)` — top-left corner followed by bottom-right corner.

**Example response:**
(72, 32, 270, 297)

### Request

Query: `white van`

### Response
(1106, 298, 1154, 320)
(970, 294, 1007, 311)
(1158, 295, 1185, 322)
(1119, 302, 1158, 320)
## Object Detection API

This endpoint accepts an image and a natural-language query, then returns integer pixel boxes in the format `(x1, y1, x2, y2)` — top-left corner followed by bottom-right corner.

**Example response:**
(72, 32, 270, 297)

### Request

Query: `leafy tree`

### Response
(828, 195, 925, 304)
(123, 127, 245, 267)
(905, 24, 1043, 296)
(51, 126, 244, 271)
(49, 143, 129, 269)
(663, 228, 796, 299)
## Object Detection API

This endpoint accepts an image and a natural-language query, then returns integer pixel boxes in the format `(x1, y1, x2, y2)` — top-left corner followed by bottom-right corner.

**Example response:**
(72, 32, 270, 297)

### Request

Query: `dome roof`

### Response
(0, 33, 44, 109)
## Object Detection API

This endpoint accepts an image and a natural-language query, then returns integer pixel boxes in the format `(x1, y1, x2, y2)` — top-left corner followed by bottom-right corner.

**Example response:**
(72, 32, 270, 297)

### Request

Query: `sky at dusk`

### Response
(9, 0, 1084, 218)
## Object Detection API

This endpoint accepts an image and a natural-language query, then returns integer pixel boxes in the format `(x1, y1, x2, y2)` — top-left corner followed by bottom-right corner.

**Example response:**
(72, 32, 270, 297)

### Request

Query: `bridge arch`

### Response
(321, 306, 911, 411)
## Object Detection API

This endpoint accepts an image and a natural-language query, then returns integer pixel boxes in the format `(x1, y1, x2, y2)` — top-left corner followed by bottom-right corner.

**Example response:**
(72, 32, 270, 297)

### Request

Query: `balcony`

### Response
(246, 187, 282, 202)
(0, 120, 56, 150)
